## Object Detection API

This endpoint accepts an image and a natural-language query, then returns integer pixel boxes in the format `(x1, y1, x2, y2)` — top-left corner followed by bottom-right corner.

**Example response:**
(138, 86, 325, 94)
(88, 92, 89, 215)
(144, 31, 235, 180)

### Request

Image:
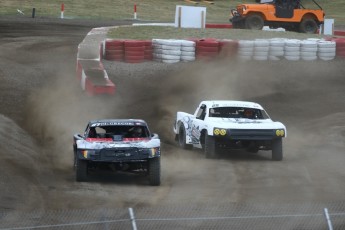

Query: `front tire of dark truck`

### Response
(148, 157, 161, 186)
(76, 158, 88, 182)
(272, 138, 283, 161)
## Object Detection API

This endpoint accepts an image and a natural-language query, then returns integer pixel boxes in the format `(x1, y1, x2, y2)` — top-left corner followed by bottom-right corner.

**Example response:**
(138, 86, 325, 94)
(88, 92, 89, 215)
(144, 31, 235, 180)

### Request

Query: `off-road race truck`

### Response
(73, 119, 161, 185)
(230, 0, 325, 33)
(173, 100, 287, 160)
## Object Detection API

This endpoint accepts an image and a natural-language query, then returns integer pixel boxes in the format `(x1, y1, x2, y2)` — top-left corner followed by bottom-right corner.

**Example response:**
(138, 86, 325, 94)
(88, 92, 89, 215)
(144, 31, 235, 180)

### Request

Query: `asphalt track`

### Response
(0, 17, 345, 228)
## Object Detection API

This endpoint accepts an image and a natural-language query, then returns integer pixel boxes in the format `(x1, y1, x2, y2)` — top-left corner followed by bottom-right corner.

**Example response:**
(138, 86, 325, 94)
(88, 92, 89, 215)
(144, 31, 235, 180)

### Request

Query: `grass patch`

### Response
(1, 0, 344, 24)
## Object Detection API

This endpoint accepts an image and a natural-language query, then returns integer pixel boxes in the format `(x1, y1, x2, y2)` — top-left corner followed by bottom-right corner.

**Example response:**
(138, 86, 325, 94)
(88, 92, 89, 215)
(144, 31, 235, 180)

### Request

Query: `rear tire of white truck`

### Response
(76, 158, 88, 182)
(205, 134, 217, 159)
(148, 157, 161, 186)
(272, 138, 283, 161)
(178, 124, 193, 150)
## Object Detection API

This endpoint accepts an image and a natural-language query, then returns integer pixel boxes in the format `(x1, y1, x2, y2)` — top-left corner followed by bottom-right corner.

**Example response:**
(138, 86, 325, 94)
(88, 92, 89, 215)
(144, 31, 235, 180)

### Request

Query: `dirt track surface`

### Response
(0, 17, 345, 227)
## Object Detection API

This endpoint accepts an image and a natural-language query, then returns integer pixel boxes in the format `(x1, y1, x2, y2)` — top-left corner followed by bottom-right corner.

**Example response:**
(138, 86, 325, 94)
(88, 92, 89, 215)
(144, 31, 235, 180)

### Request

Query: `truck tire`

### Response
(148, 157, 161, 186)
(245, 14, 264, 30)
(272, 138, 283, 161)
(73, 152, 77, 170)
(76, 158, 88, 182)
(178, 124, 193, 150)
(299, 18, 318, 34)
(204, 134, 217, 159)
(232, 21, 243, 29)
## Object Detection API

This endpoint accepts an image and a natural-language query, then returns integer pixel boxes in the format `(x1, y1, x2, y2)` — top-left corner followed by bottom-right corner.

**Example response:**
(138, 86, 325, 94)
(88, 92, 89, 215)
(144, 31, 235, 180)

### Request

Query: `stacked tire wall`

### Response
(104, 39, 124, 62)
(102, 38, 344, 64)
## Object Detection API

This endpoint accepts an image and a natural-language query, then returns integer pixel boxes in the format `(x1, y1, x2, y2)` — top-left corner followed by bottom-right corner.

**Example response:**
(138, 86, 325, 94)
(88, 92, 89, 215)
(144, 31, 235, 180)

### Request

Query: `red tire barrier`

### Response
(105, 50, 124, 55)
(104, 39, 124, 61)
(196, 39, 220, 60)
(124, 50, 145, 56)
(329, 38, 345, 58)
(124, 46, 145, 52)
(124, 40, 145, 47)
(218, 39, 239, 59)
(196, 46, 219, 52)
(124, 40, 145, 63)
(105, 40, 124, 48)
(143, 40, 153, 60)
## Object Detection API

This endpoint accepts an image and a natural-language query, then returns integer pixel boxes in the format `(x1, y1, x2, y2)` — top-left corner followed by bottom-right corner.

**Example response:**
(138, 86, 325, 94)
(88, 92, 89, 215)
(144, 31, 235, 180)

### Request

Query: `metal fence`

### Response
(1, 202, 345, 230)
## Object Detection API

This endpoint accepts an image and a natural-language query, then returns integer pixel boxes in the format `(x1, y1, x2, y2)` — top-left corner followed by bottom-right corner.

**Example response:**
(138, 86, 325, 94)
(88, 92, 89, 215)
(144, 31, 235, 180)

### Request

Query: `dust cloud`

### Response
(23, 57, 345, 187)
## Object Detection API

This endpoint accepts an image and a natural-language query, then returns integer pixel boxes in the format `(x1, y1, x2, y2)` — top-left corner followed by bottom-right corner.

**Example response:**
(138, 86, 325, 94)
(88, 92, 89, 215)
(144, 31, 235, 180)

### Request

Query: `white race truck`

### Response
(173, 100, 286, 160)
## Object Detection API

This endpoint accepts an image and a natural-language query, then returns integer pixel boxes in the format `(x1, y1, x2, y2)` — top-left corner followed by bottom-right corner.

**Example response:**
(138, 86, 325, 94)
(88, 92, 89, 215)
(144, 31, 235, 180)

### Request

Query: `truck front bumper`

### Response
(77, 147, 161, 162)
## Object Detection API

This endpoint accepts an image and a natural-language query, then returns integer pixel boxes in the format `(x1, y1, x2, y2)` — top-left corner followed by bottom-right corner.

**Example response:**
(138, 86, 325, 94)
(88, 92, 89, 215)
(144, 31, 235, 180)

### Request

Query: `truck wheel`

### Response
(272, 138, 283, 161)
(178, 124, 193, 150)
(76, 158, 88, 182)
(205, 134, 217, 159)
(148, 157, 161, 186)
(232, 21, 244, 29)
(245, 14, 264, 30)
(299, 18, 318, 34)
(73, 153, 77, 170)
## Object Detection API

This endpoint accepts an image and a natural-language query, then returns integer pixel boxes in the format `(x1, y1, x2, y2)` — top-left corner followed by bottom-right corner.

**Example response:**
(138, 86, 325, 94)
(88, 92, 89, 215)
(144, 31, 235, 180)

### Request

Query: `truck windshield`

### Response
(209, 107, 269, 119)
(92, 125, 150, 138)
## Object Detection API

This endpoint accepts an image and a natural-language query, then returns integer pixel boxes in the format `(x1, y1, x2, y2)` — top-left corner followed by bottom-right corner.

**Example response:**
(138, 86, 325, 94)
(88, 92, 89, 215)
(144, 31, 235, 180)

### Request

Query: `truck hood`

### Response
(77, 138, 160, 149)
(207, 117, 286, 130)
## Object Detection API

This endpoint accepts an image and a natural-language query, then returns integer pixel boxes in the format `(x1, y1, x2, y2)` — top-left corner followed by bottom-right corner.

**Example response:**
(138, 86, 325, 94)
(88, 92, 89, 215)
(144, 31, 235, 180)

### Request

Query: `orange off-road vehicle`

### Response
(230, 0, 325, 33)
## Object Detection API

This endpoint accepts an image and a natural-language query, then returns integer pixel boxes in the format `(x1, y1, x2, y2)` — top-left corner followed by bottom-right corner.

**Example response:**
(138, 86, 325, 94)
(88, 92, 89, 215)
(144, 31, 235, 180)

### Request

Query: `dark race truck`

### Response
(73, 119, 161, 185)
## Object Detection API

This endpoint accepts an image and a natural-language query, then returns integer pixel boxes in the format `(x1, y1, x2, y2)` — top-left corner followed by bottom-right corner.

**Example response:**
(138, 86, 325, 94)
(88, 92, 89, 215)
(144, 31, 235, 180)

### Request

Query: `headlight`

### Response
(275, 129, 285, 137)
(81, 150, 96, 159)
(213, 128, 227, 136)
(150, 147, 160, 157)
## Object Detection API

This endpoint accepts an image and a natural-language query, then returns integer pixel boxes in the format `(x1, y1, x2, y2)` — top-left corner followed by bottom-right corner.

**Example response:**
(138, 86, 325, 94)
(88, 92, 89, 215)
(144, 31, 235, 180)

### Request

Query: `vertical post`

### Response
(134, 4, 137, 20)
(324, 208, 333, 230)
(32, 8, 36, 18)
(61, 3, 64, 19)
(201, 10, 205, 29)
(178, 6, 182, 28)
(128, 208, 137, 230)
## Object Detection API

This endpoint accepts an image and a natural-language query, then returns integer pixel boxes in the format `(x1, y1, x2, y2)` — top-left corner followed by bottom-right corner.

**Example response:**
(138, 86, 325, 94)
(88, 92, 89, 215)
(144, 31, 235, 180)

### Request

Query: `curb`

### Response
(205, 23, 345, 37)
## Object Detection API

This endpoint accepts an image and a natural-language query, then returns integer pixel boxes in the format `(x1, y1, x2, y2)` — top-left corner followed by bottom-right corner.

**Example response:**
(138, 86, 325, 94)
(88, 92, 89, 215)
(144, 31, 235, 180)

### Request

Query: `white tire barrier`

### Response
(300, 40, 317, 61)
(237, 40, 254, 61)
(152, 39, 196, 63)
(181, 46, 195, 52)
(180, 40, 196, 62)
(284, 39, 301, 61)
(152, 39, 182, 63)
(253, 39, 269, 61)
(318, 41, 336, 61)
(269, 38, 285, 60)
